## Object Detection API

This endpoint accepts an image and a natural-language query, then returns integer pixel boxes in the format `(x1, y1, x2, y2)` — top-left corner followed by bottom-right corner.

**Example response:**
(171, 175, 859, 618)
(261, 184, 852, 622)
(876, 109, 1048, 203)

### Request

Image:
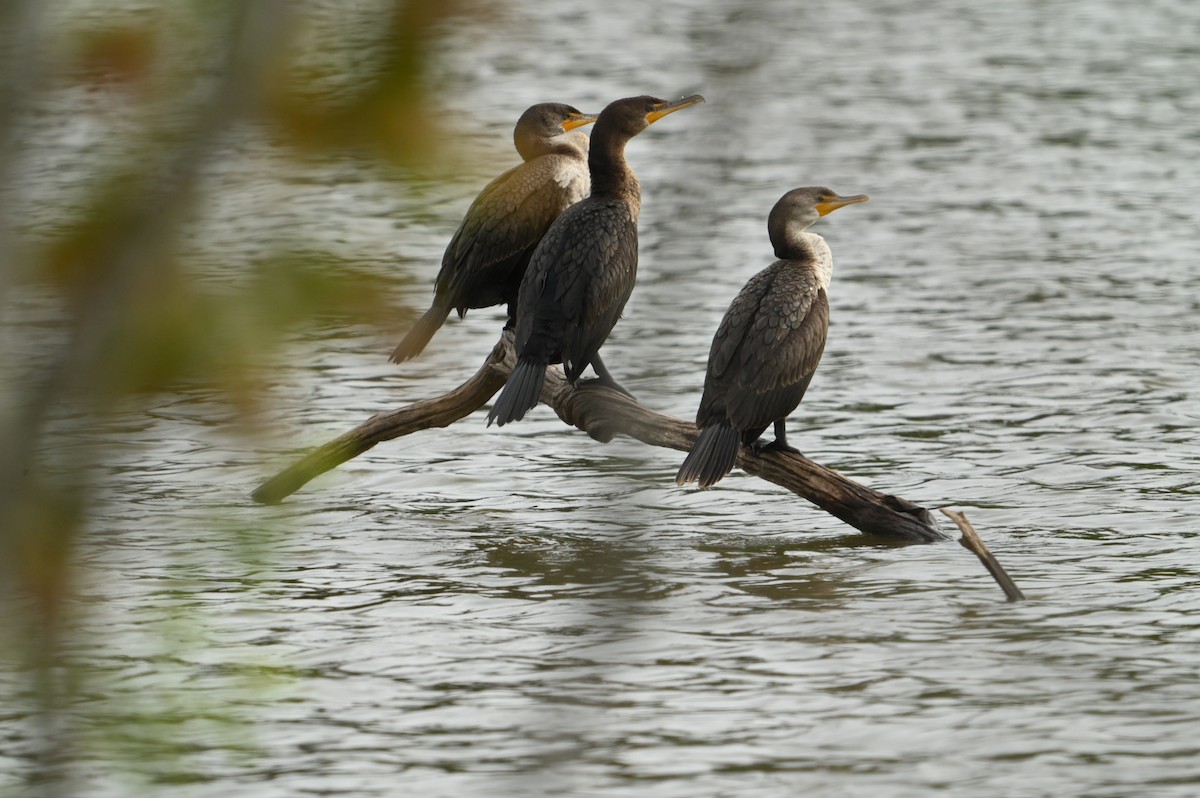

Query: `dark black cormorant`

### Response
(675, 186, 868, 487)
(389, 103, 598, 363)
(486, 94, 705, 426)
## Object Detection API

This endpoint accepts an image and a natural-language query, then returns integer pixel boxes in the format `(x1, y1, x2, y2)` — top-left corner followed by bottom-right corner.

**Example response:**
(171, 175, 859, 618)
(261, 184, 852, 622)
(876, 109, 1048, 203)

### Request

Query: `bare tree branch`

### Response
(940, 508, 1026, 601)
(251, 337, 511, 505)
(253, 332, 949, 545)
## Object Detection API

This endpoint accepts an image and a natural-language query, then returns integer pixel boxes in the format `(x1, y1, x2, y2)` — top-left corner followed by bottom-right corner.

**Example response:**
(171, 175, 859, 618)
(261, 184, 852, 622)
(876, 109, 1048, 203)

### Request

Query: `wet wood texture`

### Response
(253, 332, 950, 545)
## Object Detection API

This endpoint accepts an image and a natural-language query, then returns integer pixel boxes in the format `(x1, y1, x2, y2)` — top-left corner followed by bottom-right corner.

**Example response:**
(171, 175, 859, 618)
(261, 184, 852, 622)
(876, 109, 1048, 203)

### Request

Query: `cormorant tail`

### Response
(487, 358, 547, 426)
(675, 422, 741, 488)
(389, 303, 451, 363)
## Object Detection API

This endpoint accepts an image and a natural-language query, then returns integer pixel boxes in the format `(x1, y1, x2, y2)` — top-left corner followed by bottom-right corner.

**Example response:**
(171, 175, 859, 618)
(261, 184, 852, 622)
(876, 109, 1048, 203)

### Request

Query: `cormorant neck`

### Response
(517, 130, 589, 162)
(773, 229, 833, 288)
(769, 218, 818, 260)
(588, 131, 640, 199)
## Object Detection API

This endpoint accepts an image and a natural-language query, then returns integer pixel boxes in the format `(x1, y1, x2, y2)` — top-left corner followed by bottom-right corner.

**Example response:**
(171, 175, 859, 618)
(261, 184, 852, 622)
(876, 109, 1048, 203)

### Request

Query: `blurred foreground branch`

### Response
(0, 2, 514, 793)
(1, 2, 293, 626)
(253, 332, 950, 545)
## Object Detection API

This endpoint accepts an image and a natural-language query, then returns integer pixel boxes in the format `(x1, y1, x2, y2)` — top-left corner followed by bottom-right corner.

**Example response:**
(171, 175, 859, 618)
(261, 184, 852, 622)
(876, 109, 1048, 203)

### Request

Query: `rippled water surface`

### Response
(4, 0, 1200, 796)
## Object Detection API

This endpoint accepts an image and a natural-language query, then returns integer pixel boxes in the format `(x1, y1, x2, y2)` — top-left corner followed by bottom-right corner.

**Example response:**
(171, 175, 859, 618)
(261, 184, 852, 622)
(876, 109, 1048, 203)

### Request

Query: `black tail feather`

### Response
(675, 422, 741, 488)
(389, 303, 450, 363)
(487, 359, 547, 426)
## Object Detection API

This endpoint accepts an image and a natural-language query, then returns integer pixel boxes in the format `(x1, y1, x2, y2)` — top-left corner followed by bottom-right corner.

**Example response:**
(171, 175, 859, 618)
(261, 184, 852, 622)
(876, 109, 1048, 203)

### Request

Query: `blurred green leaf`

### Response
(1, 2, 479, 792)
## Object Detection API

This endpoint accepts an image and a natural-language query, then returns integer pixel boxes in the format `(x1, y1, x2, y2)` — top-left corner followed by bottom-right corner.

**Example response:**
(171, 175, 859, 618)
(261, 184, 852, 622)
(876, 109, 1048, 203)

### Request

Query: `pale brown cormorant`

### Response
(389, 103, 598, 363)
(675, 187, 868, 487)
(487, 94, 705, 426)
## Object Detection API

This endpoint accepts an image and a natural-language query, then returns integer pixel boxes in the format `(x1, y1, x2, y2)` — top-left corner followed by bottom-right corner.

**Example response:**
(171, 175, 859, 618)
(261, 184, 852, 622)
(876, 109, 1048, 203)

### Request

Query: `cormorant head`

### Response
(593, 94, 705, 141)
(771, 186, 869, 230)
(514, 103, 598, 161)
(769, 187, 868, 254)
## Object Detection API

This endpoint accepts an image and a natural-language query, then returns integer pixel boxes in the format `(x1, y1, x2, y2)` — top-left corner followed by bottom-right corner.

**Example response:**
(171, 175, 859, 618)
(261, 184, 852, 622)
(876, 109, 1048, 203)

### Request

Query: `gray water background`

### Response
(3, 0, 1200, 795)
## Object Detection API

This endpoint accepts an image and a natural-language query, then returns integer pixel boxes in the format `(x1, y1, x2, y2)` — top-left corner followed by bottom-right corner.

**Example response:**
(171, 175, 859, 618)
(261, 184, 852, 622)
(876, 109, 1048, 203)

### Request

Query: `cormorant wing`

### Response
(436, 157, 588, 303)
(513, 198, 638, 381)
(704, 263, 830, 430)
(554, 202, 639, 380)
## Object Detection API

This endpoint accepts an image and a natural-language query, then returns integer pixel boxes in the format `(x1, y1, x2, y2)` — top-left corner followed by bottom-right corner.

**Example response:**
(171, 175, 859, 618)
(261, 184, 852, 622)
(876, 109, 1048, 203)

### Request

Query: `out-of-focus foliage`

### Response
(0, 1, 482, 793)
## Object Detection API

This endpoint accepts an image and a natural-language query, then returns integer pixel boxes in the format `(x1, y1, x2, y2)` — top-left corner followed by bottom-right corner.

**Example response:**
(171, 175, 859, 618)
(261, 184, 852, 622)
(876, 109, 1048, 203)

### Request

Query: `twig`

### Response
(940, 508, 1026, 601)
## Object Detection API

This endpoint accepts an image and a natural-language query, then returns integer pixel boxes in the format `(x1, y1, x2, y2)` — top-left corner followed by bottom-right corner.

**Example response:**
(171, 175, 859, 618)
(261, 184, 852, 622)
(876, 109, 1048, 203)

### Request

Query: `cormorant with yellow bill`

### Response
(675, 186, 868, 487)
(487, 94, 705, 426)
(390, 103, 598, 363)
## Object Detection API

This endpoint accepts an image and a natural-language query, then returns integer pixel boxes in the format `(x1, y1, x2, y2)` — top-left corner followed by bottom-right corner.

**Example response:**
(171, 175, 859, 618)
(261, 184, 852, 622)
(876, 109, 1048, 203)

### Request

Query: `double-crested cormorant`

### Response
(389, 103, 598, 363)
(675, 186, 868, 487)
(487, 94, 705, 426)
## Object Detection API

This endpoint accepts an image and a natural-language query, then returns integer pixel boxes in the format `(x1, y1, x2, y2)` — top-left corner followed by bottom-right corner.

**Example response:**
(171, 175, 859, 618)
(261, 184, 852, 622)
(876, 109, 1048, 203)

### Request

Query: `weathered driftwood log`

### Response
(253, 332, 1026, 596)
(252, 332, 948, 544)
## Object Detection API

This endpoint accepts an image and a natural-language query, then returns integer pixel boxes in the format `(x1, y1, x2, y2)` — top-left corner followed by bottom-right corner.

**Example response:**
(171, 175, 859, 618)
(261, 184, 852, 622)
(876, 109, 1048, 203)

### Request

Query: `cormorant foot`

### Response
(576, 377, 635, 399)
(750, 438, 800, 457)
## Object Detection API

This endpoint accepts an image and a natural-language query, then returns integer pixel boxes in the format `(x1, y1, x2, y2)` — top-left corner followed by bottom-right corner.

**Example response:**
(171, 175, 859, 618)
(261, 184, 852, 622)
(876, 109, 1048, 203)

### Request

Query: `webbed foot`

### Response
(750, 438, 800, 457)
(576, 376, 635, 398)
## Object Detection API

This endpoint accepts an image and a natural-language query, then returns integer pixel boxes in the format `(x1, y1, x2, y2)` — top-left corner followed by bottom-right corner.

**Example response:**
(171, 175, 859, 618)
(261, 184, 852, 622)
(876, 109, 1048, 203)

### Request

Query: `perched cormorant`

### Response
(487, 94, 705, 426)
(675, 186, 869, 488)
(389, 103, 598, 363)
